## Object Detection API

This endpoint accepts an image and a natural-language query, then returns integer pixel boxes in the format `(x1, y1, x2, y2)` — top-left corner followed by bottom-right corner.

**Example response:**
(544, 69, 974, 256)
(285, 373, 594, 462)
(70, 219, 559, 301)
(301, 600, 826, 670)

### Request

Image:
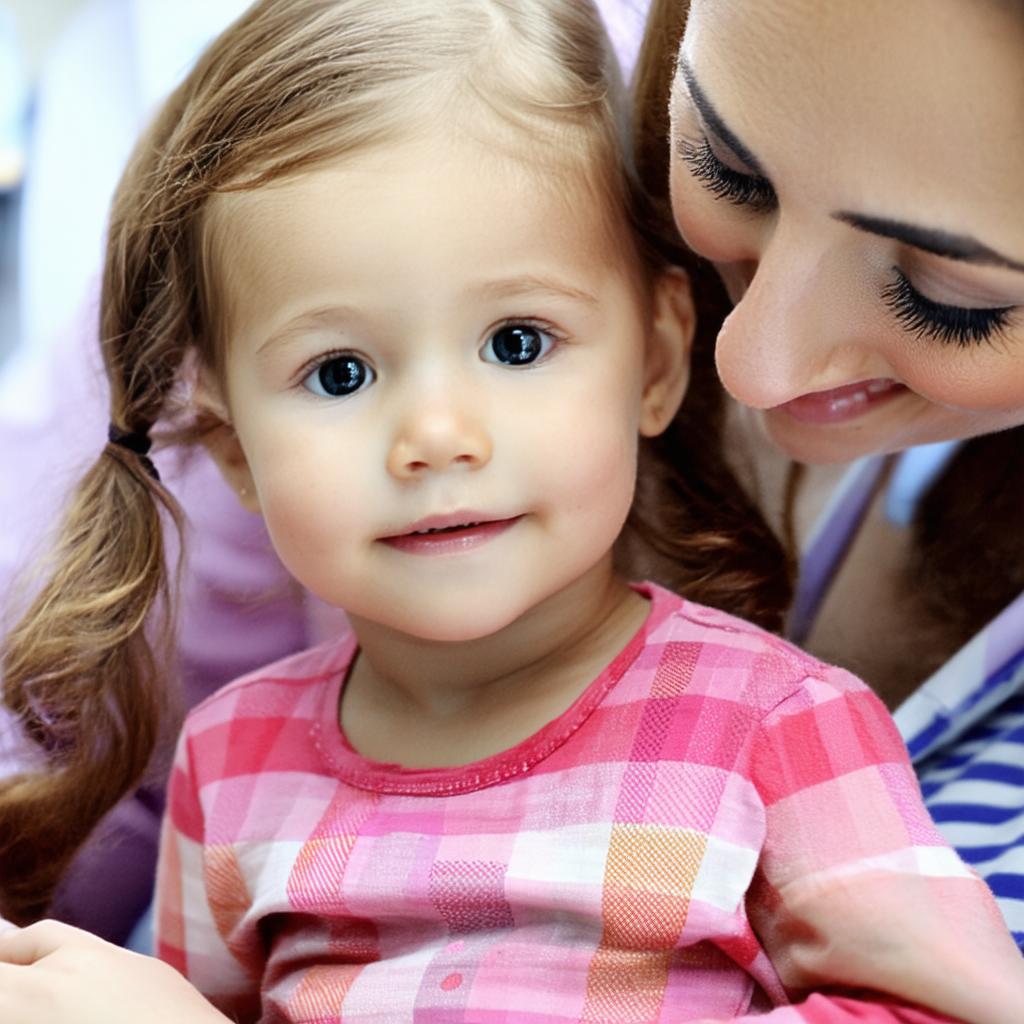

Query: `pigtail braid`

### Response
(0, 86, 200, 924)
(0, 450, 181, 924)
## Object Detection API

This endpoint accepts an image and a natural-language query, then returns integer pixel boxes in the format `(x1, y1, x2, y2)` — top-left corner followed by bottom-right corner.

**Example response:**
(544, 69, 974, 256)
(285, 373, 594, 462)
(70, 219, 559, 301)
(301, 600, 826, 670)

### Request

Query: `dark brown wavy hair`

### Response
(623, 0, 792, 623)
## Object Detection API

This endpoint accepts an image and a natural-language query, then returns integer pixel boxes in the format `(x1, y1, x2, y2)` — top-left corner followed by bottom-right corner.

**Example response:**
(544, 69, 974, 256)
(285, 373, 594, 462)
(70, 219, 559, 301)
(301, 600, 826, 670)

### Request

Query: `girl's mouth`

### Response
(380, 515, 523, 555)
(777, 379, 906, 424)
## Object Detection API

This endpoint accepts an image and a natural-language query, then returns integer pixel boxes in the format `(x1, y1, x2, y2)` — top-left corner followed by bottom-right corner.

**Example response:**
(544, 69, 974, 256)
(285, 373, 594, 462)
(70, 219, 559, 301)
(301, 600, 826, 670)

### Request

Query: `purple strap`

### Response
(786, 455, 889, 645)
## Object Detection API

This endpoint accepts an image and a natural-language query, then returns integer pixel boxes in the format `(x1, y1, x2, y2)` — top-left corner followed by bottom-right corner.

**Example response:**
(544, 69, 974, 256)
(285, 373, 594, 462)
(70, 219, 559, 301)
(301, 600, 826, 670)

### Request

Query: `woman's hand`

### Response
(0, 920, 232, 1024)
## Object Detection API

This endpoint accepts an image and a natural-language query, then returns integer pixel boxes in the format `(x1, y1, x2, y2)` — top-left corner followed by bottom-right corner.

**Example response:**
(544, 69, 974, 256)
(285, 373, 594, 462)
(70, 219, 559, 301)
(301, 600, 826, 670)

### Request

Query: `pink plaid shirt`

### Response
(156, 584, 1022, 1022)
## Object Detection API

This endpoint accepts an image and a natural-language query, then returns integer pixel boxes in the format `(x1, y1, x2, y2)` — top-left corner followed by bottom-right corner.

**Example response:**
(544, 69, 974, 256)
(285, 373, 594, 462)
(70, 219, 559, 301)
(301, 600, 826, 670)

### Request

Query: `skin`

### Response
(200, 123, 692, 767)
(0, 922, 230, 1024)
(669, 0, 1024, 466)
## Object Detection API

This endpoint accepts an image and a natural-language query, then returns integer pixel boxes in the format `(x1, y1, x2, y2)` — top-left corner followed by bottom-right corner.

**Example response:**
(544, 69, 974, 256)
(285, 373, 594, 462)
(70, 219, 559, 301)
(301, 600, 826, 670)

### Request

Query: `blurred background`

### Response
(0, 0, 255, 419)
(0, 1, 79, 369)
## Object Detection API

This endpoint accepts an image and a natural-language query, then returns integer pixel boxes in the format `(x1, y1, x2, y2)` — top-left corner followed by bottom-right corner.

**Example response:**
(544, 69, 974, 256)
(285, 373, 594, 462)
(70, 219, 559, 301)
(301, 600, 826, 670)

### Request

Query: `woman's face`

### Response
(669, 0, 1024, 463)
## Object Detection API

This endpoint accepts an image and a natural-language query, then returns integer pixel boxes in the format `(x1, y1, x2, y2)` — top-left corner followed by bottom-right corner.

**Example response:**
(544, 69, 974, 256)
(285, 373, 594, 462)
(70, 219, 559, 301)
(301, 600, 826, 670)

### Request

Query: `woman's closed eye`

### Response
(882, 268, 1015, 348)
(678, 129, 1016, 350)
(480, 321, 558, 367)
(677, 134, 777, 214)
(302, 351, 375, 397)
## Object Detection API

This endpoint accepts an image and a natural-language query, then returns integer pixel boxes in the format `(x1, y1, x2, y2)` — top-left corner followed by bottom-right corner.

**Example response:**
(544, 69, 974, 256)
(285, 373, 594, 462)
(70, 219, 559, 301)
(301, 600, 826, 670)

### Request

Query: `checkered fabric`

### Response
(156, 585, 1021, 1022)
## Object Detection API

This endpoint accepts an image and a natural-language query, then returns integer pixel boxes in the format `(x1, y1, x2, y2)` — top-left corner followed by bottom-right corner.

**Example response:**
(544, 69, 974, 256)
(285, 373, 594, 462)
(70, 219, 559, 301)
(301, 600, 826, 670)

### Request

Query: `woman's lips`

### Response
(380, 515, 523, 555)
(777, 379, 906, 424)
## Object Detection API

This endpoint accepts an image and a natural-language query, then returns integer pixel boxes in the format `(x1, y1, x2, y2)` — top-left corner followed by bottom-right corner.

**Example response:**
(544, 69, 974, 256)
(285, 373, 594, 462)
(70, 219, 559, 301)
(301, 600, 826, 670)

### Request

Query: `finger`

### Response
(0, 919, 96, 965)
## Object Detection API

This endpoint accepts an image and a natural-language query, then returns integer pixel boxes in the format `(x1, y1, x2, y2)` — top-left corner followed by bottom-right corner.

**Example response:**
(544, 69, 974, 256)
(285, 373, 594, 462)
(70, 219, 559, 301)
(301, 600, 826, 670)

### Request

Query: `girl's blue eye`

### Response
(678, 135, 777, 214)
(882, 268, 1013, 348)
(303, 354, 375, 397)
(482, 324, 554, 366)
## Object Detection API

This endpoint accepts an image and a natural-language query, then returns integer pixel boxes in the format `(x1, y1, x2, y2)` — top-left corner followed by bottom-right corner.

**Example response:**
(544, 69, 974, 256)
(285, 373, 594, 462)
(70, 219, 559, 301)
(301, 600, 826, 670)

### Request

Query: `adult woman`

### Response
(634, 0, 1024, 947)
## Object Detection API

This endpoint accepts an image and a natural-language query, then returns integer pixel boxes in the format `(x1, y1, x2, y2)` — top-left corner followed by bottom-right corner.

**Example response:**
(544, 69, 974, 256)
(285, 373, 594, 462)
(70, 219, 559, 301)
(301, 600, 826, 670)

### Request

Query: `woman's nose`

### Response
(713, 227, 884, 409)
(386, 396, 493, 480)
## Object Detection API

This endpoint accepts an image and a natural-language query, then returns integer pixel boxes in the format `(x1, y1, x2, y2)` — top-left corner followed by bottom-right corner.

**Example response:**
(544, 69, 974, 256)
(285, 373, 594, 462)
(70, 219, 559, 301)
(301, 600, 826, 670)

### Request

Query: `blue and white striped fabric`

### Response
(797, 445, 1024, 951)
(895, 593, 1024, 951)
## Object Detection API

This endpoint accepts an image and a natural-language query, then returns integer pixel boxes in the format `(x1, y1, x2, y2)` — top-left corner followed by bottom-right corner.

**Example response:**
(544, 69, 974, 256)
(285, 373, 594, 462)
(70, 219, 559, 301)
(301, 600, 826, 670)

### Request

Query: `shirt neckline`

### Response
(311, 581, 679, 796)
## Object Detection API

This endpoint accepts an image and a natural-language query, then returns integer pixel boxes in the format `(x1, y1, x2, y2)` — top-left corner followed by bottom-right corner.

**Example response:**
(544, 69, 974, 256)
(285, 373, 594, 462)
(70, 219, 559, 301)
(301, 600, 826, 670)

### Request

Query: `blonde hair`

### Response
(0, 0, 649, 925)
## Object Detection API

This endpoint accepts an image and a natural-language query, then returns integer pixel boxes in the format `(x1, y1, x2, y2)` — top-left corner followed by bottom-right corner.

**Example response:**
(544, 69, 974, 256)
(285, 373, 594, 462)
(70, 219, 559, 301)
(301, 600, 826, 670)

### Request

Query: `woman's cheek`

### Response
(890, 339, 1024, 414)
(668, 163, 747, 265)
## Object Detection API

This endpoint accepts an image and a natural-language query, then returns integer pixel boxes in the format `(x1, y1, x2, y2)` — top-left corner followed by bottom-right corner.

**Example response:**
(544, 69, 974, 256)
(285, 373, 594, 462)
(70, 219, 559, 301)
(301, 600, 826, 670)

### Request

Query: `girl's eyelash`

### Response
(482, 318, 564, 367)
(296, 348, 362, 382)
(492, 317, 563, 341)
(678, 135, 776, 213)
(295, 348, 376, 397)
(882, 268, 1014, 348)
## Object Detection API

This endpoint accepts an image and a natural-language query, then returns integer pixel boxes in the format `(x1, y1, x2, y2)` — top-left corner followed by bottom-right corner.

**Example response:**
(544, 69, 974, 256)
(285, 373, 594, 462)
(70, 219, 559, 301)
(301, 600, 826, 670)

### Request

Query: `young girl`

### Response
(1, 1, 1023, 1022)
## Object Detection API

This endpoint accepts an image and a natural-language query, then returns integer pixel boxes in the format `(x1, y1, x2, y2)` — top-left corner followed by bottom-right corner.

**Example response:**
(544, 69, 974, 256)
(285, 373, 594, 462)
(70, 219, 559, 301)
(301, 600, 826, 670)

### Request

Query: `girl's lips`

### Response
(380, 516, 523, 555)
(777, 379, 906, 424)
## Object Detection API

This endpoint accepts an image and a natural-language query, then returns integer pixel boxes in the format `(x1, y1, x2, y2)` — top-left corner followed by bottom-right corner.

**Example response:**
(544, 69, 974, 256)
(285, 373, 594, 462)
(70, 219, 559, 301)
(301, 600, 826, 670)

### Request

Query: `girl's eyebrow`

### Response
(255, 277, 598, 357)
(474, 274, 599, 306)
(257, 306, 360, 354)
(676, 57, 768, 177)
(834, 213, 1024, 274)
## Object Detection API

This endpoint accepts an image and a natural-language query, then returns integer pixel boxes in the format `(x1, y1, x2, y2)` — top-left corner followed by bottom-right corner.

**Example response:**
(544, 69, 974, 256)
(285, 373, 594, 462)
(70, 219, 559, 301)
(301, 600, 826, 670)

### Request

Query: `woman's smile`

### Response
(777, 379, 906, 425)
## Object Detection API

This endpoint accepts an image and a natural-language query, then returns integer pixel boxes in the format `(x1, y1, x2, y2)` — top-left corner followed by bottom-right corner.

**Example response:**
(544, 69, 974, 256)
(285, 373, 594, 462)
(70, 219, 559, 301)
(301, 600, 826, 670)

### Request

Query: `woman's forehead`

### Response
(682, 0, 1024, 250)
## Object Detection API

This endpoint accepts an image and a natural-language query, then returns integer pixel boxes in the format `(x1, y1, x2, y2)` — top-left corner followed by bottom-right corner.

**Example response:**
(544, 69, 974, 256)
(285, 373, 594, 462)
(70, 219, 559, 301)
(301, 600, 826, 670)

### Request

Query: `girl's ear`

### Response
(193, 368, 261, 514)
(639, 266, 695, 437)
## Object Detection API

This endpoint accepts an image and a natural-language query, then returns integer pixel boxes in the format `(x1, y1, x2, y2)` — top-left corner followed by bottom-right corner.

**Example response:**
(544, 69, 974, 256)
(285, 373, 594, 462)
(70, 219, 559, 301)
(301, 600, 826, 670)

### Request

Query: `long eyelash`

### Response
(677, 135, 776, 213)
(882, 268, 1013, 348)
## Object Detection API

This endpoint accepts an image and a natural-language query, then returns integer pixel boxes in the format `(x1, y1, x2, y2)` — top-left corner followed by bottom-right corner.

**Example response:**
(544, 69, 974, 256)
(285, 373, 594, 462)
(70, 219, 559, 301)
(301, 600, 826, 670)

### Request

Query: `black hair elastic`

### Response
(107, 424, 161, 482)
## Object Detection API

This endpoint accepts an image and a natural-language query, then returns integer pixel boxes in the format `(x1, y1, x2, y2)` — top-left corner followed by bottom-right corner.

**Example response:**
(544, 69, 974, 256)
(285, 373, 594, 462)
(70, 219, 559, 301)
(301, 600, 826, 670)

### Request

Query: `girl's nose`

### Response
(386, 400, 493, 480)
(714, 228, 887, 409)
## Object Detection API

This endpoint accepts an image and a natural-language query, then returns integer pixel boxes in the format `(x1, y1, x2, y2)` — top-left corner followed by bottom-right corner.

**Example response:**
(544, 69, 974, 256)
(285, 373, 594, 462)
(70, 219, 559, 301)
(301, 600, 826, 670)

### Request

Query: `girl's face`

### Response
(201, 129, 687, 643)
(669, 0, 1024, 464)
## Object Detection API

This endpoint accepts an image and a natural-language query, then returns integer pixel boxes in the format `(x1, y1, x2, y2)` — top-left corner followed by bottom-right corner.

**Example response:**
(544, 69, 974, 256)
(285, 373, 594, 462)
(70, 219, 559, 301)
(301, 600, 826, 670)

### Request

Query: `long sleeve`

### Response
(726, 668, 1024, 1024)
(155, 728, 262, 1024)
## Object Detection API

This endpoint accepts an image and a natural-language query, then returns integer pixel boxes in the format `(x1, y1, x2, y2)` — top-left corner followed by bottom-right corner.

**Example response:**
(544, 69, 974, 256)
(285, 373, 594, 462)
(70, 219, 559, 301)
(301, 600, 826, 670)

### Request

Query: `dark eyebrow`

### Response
(835, 213, 1024, 273)
(677, 57, 768, 177)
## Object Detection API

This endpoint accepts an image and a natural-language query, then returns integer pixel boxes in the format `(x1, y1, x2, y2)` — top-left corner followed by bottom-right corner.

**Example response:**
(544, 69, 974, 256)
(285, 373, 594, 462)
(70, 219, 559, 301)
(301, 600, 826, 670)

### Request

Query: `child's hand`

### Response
(0, 920, 231, 1023)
